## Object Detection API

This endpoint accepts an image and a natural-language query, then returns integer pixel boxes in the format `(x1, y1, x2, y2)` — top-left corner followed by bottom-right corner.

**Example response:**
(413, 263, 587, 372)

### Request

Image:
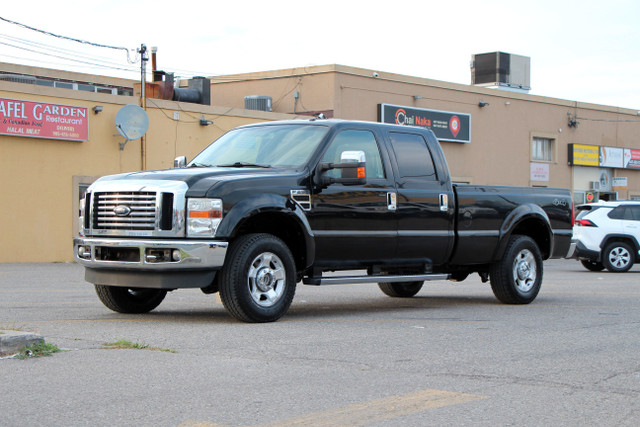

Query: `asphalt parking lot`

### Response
(1, 260, 639, 426)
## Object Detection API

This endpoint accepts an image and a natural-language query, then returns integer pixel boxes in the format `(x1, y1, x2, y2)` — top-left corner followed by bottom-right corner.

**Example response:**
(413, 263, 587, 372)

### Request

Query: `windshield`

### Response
(190, 124, 329, 169)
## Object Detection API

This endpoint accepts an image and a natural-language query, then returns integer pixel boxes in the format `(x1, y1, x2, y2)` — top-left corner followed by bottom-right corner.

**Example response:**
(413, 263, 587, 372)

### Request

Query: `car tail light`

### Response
(575, 219, 597, 227)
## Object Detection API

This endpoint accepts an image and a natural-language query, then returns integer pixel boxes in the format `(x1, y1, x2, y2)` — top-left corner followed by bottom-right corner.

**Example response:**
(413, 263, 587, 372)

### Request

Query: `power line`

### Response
(0, 16, 137, 63)
(0, 40, 138, 73)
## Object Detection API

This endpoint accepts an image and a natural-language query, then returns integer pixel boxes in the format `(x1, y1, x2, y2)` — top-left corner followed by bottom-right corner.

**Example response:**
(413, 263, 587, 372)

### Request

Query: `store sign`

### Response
(0, 97, 88, 141)
(570, 143, 640, 171)
(612, 177, 628, 189)
(623, 149, 640, 169)
(530, 163, 549, 182)
(600, 146, 624, 168)
(568, 144, 599, 166)
(378, 104, 470, 143)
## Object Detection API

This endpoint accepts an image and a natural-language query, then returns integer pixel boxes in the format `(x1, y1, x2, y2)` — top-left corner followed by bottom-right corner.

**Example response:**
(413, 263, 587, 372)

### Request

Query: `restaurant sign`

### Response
(378, 104, 470, 143)
(0, 97, 88, 141)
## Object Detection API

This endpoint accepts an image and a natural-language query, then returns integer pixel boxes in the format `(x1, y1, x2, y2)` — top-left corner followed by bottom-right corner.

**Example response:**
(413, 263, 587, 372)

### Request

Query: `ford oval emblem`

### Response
(113, 205, 132, 217)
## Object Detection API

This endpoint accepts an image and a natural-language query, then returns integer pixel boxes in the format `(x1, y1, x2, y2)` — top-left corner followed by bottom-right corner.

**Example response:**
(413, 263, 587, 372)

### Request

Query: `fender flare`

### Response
(600, 234, 640, 252)
(216, 193, 315, 268)
(493, 203, 553, 260)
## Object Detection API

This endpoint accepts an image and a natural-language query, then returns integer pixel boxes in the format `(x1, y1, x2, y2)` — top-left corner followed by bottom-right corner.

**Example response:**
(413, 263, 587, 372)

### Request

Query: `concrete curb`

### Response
(0, 330, 44, 356)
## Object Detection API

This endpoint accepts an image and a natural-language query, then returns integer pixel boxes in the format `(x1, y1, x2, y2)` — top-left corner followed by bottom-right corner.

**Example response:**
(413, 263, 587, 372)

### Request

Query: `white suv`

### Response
(572, 201, 640, 272)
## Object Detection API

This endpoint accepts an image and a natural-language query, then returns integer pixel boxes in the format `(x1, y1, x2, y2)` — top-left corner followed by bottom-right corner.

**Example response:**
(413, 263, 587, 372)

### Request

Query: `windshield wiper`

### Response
(188, 162, 211, 168)
(216, 162, 272, 168)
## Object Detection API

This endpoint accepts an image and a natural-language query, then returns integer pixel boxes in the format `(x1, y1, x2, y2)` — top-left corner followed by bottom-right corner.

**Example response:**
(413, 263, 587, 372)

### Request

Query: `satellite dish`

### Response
(115, 104, 149, 150)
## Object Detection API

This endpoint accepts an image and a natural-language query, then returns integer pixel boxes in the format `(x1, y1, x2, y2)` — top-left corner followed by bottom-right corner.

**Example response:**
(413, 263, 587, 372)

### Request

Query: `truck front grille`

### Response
(92, 192, 157, 230)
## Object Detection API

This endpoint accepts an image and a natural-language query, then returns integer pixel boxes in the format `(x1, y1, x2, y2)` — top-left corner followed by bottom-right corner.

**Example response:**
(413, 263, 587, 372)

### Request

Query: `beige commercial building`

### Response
(2, 60, 639, 263)
(208, 64, 640, 204)
(0, 62, 296, 263)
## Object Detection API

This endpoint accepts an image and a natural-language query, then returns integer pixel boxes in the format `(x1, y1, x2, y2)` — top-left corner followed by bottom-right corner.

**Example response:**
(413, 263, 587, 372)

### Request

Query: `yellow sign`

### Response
(571, 144, 599, 166)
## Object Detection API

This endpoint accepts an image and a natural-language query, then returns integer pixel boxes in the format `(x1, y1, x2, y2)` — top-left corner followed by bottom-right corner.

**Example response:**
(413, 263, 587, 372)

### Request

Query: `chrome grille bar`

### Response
(93, 192, 157, 230)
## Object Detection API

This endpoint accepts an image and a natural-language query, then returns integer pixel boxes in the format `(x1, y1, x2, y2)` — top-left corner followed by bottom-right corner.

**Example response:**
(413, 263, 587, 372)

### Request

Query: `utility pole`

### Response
(138, 44, 148, 170)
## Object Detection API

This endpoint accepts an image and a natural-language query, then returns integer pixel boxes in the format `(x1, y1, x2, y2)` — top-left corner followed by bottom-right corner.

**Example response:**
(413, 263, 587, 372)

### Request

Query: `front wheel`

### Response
(602, 242, 634, 272)
(378, 281, 424, 298)
(490, 235, 543, 304)
(94, 285, 167, 313)
(219, 233, 297, 323)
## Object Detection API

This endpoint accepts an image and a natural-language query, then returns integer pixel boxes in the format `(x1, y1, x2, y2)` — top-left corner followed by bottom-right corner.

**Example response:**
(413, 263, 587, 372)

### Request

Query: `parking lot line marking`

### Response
(181, 389, 486, 427)
(261, 388, 486, 426)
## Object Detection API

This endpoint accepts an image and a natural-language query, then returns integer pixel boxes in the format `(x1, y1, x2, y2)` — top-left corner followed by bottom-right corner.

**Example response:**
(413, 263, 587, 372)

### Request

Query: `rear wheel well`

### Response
(231, 212, 308, 271)
(510, 218, 551, 259)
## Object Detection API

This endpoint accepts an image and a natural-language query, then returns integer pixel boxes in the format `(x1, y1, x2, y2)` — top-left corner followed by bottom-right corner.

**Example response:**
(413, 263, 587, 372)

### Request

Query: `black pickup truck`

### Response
(74, 119, 573, 322)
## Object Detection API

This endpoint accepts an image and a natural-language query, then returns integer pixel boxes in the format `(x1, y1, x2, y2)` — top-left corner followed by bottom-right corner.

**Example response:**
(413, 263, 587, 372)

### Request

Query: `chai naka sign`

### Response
(378, 104, 470, 143)
(0, 97, 89, 142)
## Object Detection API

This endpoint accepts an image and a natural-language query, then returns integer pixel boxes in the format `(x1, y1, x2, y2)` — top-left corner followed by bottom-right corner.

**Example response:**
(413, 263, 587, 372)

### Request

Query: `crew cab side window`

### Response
(388, 132, 437, 180)
(322, 130, 385, 179)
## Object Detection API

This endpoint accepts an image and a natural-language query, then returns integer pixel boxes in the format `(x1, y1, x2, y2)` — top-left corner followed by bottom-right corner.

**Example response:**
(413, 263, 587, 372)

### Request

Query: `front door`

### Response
(308, 128, 397, 266)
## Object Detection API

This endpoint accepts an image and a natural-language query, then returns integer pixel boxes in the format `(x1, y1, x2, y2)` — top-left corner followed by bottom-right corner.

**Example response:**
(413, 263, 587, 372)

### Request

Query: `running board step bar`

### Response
(303, 274, 450, 286)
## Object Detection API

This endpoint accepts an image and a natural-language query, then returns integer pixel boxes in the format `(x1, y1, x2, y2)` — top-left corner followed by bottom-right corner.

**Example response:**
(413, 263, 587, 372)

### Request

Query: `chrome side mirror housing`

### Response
(174, 156, 187, 168)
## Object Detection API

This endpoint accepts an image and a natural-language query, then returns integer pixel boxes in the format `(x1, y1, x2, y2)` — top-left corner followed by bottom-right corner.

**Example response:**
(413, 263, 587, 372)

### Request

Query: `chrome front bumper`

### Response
(74, 237, 228, 271)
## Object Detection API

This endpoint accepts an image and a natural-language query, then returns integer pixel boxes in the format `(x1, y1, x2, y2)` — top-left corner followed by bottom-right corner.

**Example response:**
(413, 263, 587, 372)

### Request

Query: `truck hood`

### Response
(94, 166, 304, 197)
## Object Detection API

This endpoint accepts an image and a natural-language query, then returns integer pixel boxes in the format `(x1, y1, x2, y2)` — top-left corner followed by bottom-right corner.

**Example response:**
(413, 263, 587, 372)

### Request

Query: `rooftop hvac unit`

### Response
(0, 73, 37, 85)
(471, 52, 531, 92)
(245, 95, 272, 112)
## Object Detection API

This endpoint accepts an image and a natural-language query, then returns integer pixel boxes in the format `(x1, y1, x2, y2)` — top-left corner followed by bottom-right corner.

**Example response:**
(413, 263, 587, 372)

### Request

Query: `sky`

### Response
(1, 0, 638, 110)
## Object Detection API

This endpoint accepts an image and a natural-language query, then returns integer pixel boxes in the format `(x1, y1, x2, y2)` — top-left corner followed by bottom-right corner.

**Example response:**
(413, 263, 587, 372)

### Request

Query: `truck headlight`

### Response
(187, 198, 223, 238)
(79, 196, 86, 236)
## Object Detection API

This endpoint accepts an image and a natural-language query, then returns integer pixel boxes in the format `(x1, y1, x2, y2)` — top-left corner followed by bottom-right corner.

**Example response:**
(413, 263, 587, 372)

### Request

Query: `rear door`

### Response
(387, 131, 455, 265)
(621, 205, 640, 245)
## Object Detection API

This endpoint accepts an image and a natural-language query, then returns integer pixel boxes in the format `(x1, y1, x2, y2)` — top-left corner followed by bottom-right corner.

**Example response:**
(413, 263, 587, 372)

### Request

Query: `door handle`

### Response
(439, 194, 449, 212)
(387, 192, 397, 211)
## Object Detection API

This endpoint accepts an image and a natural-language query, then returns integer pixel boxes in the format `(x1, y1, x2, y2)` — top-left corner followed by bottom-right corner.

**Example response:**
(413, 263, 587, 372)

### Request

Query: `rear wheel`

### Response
(602, 242, 634, 272)
(94, 285, 167, 313)
(378, 281, 424, 298)
(219, 233, 296, 323)
(580, 259, 605, 272)
(490, 235, 543, 304)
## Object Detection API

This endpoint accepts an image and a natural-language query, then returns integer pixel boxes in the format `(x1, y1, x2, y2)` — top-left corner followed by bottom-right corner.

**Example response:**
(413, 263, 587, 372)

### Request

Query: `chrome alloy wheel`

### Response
(512, 249, 537, 293)
(608, 246, 631, 269)
(247, 251, 286, 307)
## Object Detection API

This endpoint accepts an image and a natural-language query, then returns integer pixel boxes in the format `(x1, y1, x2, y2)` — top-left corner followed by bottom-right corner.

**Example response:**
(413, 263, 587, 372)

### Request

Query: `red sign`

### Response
(0, 97, 88, 141)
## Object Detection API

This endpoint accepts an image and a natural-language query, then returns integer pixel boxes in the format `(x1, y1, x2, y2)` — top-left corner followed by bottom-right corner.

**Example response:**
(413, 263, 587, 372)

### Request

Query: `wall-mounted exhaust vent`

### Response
(244, 95, 272, 112)
(471, 52, 531, 93)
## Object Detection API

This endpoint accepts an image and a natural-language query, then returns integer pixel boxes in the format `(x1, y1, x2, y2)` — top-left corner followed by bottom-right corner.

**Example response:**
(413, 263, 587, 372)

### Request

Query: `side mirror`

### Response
(174, 156, 187, 168)
(315, 150, 367, 187)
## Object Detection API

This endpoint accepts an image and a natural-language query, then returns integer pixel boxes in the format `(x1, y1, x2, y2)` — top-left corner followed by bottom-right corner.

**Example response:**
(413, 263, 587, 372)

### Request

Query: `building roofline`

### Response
(0, 61, 136, 87)
(208, 63, 639, 116)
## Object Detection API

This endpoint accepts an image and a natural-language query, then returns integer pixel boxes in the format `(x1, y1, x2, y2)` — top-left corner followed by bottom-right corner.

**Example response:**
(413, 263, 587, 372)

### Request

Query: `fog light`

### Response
(77, 246, 91, 259)
(172, 249, 182, 262)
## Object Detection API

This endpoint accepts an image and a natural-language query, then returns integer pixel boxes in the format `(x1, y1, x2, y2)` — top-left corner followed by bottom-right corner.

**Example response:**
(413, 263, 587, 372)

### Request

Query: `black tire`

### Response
(490, 235, 543, 304)
(580, 259, 605, 272)
(219, 233, 297, 323)
(378, 281, 424, 298)
(602, 242, 634, 272)
(94, 285, 167, 313)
